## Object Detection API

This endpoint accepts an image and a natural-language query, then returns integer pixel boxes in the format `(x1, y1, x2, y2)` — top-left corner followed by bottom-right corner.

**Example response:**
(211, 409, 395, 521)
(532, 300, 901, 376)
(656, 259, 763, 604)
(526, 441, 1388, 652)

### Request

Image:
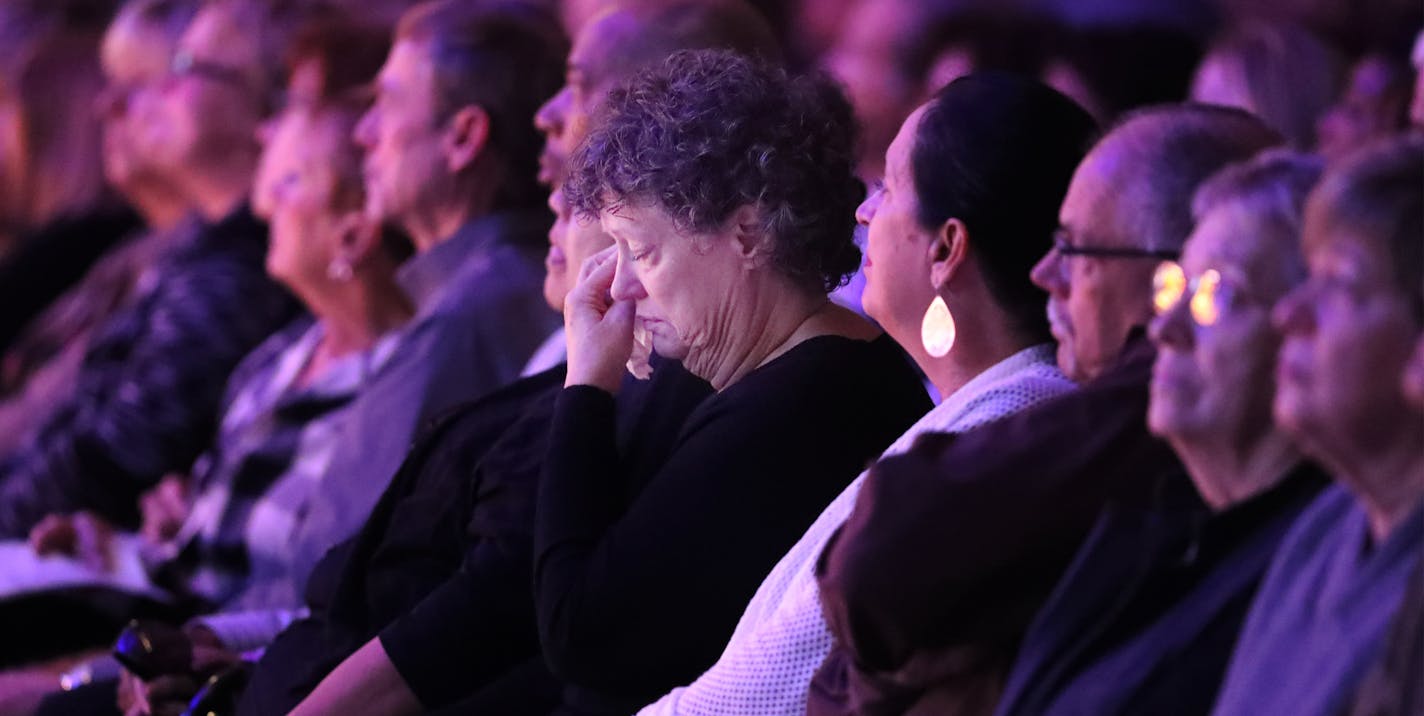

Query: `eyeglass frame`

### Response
(170, 50, 252, 90)
(167, 49, 285, 113)
(1050, 229, 1181, 261)
(1151, 259, 1270, 328)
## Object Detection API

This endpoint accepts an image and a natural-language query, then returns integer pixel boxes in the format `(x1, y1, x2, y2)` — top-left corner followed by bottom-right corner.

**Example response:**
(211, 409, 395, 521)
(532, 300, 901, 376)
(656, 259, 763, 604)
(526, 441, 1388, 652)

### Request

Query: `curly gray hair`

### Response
(564, 49, 863, 294)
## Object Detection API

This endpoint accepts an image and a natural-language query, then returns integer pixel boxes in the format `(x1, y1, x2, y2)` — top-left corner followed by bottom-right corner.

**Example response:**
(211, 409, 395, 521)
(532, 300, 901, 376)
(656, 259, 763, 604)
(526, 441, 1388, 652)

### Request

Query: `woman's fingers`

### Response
(140, 475, 189, 545)
(28, 514, 76, 555)
(566, 246, 621, 325)
(576, 244, 618, 285)
(73, 512, 115, 573)
(565, 247, 637, 392)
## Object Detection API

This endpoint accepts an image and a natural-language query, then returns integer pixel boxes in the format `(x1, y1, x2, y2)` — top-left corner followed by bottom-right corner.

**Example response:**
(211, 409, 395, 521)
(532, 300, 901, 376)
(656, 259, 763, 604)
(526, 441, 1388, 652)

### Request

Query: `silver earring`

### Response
(921, 295, 956, 357)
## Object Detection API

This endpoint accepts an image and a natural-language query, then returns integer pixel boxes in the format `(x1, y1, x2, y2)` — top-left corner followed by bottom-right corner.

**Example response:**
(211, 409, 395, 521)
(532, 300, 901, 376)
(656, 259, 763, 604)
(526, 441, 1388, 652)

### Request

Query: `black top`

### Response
(534, 333, 931, 715)
(995, 464, 1327, 716)
(237, 359, 713, 715)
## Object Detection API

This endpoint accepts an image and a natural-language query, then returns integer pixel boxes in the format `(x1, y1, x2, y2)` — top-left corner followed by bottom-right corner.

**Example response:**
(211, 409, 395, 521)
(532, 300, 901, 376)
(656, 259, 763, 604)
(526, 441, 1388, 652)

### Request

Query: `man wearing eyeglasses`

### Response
(1030, 107, 1275, 385)
(807, 104, 1282, 715)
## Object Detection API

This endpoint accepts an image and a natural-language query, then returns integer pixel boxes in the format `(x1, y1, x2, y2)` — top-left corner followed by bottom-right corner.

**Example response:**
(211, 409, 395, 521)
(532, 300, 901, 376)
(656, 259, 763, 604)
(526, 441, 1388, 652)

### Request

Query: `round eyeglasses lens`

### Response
(1190, 269, 1222, 326)
(1153, 261, 1186, 316)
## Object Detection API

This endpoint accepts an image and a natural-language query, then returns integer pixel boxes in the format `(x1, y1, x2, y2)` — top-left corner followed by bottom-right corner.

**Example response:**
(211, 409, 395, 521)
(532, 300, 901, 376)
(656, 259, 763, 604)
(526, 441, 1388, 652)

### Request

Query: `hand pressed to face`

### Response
(563, 245, 635, 393)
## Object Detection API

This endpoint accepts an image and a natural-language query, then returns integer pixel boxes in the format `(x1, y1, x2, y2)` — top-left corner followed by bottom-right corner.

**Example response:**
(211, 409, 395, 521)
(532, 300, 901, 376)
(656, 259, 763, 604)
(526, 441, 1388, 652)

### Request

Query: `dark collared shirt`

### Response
(995, 464, 1327, 716)
(0, 204, 300, 537)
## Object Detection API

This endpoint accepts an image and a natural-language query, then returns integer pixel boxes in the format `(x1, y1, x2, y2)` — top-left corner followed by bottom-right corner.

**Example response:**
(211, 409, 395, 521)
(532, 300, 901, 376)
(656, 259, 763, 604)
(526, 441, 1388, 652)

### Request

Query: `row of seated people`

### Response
(0, 1, 1417, 716)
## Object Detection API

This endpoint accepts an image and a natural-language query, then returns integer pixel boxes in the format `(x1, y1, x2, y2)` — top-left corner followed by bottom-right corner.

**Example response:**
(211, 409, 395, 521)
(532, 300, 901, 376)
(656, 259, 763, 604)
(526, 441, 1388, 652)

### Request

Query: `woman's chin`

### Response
(650, 334, 689, 362)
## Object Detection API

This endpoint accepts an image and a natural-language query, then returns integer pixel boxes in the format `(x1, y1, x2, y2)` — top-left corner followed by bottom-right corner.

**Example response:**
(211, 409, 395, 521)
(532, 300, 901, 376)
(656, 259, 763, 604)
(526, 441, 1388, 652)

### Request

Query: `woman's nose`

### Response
(855, 189, 880, 226)
(610, 257, 646, 302)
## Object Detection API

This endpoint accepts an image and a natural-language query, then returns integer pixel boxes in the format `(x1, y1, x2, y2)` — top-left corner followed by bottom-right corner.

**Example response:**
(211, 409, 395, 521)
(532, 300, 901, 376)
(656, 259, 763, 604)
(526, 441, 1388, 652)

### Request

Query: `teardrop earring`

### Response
(921, 295, 956, 357)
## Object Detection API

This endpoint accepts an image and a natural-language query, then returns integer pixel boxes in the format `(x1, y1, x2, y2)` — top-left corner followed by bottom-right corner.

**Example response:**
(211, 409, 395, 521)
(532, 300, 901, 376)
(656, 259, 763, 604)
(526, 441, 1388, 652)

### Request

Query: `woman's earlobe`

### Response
(927, 218, 969, 290)
(336, 213, 382, 266)
(729, 206, 769, 262)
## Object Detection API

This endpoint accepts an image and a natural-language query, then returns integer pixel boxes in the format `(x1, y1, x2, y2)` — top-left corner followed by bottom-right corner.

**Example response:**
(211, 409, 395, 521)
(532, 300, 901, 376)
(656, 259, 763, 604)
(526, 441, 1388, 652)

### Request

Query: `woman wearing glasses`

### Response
(993, 150, 1328, 716)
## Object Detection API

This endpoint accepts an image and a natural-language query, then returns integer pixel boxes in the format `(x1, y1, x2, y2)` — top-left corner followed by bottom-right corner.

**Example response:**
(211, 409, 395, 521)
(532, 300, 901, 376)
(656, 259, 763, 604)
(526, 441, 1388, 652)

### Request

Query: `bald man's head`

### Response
(1031, 103, 1281, 382)
(533, 0, 779, 185)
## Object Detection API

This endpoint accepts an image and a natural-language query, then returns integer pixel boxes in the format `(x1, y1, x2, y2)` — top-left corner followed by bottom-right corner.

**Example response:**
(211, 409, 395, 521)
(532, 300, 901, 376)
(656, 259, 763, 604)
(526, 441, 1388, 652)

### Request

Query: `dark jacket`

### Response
(809, 334, 1193, 716)
(995, 464, 1327, 716)
(237, 359, 713, 715)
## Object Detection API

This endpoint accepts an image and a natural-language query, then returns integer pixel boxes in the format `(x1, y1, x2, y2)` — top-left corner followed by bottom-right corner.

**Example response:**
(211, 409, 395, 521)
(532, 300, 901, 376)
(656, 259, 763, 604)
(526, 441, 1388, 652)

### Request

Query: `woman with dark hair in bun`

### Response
(539, 48, 930, 714)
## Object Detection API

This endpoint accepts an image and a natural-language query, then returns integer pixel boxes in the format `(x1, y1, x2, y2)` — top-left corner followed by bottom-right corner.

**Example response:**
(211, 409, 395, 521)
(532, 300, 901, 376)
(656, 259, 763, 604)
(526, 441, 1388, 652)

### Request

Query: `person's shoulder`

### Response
(1272, 484, 1359, 559)
(228, 316, 317, 384)
(402, 367, 566, 464)
(719, 334, 927, 426)
(428, 252, 550, 326)
(755, 333, 915, 386)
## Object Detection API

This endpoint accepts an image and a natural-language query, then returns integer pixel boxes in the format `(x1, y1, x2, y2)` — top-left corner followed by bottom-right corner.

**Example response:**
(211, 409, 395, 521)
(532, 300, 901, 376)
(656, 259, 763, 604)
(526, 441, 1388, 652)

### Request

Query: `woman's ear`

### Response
(727, 205, 771, 264)
(927, 217, 969, 292)
(443, 104, 491, 172)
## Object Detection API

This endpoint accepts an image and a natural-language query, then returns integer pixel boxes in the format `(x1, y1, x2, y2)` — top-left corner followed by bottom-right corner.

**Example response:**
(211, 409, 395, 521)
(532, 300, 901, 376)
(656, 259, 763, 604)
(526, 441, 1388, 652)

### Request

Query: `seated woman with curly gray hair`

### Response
(537, 48, 931, 714)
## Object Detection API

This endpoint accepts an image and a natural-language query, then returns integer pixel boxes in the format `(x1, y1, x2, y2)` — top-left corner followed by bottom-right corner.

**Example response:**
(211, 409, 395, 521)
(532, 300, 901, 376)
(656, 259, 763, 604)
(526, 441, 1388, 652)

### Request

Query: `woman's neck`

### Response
(921, 291, 1040, 399)
(308, 275, 414, 364)
(1171, 429, 1302, 510)
(688, 282, 873, 392)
